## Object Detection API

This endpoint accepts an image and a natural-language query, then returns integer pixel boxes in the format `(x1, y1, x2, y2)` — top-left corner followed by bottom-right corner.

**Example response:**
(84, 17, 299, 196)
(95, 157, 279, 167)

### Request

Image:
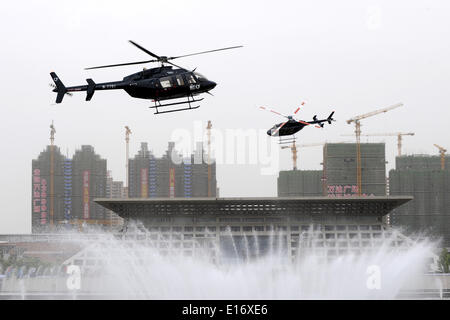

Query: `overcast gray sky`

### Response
(1, 0, 450, 234)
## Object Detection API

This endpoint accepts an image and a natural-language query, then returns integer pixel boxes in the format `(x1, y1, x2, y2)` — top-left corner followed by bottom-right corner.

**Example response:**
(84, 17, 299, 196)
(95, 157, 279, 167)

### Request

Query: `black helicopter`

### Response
(50, 40, 242, 114)
(260, 102, 335, 138)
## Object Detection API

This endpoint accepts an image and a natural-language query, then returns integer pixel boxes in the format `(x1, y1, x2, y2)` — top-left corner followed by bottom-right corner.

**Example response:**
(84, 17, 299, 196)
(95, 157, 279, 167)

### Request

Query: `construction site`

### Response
(31, 122, 217, 233)
(29, 102, 450, 247)
(277, 103, 450, 248)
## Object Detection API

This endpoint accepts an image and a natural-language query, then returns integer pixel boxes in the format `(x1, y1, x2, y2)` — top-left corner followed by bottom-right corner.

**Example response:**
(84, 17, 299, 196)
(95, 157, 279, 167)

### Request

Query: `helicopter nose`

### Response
(267, 129, 272, 136)
(206, 81, 217, 91)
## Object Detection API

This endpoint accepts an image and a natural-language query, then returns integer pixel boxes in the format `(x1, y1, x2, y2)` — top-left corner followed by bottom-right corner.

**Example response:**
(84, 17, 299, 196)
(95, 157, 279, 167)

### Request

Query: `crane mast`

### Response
(125, 126, 131, 198)
(346, 103, 403, 195)
(207, 121, 212, 197)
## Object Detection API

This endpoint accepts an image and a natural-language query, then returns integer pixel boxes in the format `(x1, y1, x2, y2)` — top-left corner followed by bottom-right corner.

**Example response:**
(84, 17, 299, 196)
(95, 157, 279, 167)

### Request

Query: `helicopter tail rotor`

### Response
(50, 72, 68, 103)
(327, 111, 335, 124)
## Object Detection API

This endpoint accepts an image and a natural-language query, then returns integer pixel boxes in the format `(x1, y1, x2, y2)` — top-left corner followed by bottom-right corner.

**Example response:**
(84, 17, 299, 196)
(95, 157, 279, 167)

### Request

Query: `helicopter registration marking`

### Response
(190, 84, 200, 90)
(102, 84, 116, 89)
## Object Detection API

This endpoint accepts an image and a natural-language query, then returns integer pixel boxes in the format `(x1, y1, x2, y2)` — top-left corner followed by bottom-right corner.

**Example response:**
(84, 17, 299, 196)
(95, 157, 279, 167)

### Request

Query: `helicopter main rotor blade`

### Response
(168, 46, 243, 60)
(128, 40, 161, 59)
(297, 120, 311, 126)
(259, 106, 289, 119)
(84, 59, 158, 70)
(295, 119, 322, 129)
(293, 101, 307, 114)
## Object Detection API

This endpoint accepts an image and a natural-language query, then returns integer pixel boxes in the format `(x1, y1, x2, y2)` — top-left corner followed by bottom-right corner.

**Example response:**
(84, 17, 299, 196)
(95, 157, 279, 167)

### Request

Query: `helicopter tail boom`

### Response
(50, 72, 67, 103)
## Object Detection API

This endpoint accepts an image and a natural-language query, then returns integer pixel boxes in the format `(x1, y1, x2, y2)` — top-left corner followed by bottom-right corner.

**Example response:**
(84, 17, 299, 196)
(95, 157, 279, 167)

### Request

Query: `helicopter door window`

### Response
(160, 77, 173, 88)
(186, 74, 197, 84)
(176, 75, 184, 86)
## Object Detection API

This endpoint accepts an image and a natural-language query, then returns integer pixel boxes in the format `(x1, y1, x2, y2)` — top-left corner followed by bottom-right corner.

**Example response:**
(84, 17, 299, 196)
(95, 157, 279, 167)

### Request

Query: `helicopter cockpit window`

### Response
(160, 77, 173, 88)
(186, 74, 197, 84)
(176, 74, 184, 86)
(194, 72, 207, 81)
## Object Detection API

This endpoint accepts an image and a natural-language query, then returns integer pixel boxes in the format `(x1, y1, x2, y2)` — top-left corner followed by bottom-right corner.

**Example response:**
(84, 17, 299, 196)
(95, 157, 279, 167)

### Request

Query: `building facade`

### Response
(277, 170, 323, 197)
(128, 142, 217, 198)
(105, 171, 125, 226)
(32, 145, 110, 232)
(31, 146, 67, 232)
(71, 145, 107, 221)
(323, 143, 386, 196)
(95, 196, 420, 265)
(389, 155, 450, 247)
(277, 143, 386, 197)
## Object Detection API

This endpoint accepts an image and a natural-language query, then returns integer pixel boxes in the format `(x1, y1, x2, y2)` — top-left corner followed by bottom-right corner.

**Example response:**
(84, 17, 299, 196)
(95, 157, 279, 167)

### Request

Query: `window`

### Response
(231, 226, 240, 232)
(176, 75, 184, 86)
(194, 72, 207, 81)
(186, 74, 197, 84)
(160, 77, 173, 88)
(173, 234, 181, 240)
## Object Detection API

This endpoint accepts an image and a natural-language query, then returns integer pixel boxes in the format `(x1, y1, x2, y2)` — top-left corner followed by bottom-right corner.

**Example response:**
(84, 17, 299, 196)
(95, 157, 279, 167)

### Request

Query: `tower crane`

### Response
(281, 141, 353, 170)
(341, 132, 414, 156)
(125, 126, 132, 198)
(434, 144, 447, 170)
(206, 120, 212, 197)
(346, 103, 403, 195)
(281, 142, 324, 170)
(281, 141, 352, 195)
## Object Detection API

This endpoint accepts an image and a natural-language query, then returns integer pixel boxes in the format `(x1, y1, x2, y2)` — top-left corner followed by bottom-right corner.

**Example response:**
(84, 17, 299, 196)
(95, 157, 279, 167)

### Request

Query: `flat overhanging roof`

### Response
(95, 196, 412, 219)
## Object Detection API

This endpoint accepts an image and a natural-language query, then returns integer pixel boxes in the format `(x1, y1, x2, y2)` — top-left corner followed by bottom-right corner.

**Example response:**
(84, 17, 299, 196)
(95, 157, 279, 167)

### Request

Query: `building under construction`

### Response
(32, 145, 109, 232)
(277, 170, 323, 197)
(71, 146, 107, 221)
(389, 155, 450, 247)
(324, 143, 386, 196)
(128, 142, 217, 198)
(278, 143, 387, 197)
(32, 146, 66, 232)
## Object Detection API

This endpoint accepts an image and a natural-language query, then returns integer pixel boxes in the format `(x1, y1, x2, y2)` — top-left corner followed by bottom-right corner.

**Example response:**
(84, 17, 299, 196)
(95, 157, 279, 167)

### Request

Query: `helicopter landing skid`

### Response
(150, 97, 203, 115)
(278, 135, 296, 145)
